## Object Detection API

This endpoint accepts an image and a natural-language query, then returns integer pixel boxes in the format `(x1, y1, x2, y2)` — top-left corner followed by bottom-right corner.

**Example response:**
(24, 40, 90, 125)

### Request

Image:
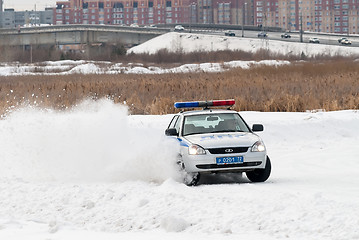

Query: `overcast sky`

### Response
(3, 0, 56, 11)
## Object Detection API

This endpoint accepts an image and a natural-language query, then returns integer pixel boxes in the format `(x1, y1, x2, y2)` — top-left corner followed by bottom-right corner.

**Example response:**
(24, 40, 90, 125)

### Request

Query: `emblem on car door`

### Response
(225, 149, 233, 153)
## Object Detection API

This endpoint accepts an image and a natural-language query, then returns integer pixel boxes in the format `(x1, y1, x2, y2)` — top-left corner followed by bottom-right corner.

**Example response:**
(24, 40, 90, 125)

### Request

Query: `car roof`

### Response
(177, 108, 238, 116)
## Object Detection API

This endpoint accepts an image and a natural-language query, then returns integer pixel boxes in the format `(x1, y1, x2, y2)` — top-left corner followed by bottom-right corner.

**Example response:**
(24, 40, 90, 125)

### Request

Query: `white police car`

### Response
(165, 100, 271, 185)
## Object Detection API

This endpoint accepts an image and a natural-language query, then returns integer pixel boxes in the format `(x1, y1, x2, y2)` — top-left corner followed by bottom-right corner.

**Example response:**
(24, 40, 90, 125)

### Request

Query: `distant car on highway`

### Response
(174, 25, 185, 31)
(257, 32, 268, 38)
(341, 39, 352, 45)
(225, 30, 236, 36)
(309, 37, 320, 43)
(281, 33, 291, 38)
(338, 37, 348, 43)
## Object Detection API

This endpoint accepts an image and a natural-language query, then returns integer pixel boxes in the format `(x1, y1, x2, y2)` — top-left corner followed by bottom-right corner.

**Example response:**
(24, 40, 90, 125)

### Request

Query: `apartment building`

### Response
(0, 8, 53, 28)
(254, 0, 359, 34)
(54, 0, 255, 26)
(54, 0, 191, 25)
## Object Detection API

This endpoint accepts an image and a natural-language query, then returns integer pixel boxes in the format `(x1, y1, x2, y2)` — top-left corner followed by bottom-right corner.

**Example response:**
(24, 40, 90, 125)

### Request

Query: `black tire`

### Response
(246, 156, 271, 182)
(184, 172, 200, 186)
(177, 156, 201, 186)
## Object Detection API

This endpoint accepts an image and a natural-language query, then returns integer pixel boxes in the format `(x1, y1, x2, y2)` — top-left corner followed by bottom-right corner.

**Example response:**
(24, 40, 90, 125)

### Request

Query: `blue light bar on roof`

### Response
(174, 101, 200, 108)
(174, 99, 235, 109)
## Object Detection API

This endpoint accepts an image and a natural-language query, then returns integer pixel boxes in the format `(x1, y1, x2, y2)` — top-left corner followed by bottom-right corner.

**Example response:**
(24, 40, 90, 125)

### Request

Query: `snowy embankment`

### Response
(0, 59, 290, 76)
(0, 100, 359, 240)
(128, 32, 359, 57)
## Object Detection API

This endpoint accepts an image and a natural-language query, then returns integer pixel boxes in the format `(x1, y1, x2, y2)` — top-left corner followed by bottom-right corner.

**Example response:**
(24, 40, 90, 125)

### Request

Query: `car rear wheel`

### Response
(246, 156, 271, 182)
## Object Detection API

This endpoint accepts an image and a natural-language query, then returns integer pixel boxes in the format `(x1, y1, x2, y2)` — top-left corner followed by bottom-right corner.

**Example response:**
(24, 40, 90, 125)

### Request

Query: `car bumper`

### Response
(181, 149, 267, 173)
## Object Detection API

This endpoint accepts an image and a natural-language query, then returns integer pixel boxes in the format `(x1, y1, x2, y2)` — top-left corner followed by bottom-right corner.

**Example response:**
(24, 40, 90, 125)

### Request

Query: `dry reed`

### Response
(1, 60, 359, 116)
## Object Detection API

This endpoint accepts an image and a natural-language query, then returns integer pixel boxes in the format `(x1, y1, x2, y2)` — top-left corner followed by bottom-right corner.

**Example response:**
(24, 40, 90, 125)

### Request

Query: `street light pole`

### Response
(236, 0, 238, 25)
(189, 3, 196, 33)
(35, 4, 37, 26)
(242, 2, 246, 37)
(300, 13, 303, 42)
(189, 4, 192, 33)
(347, 12, 350, 36)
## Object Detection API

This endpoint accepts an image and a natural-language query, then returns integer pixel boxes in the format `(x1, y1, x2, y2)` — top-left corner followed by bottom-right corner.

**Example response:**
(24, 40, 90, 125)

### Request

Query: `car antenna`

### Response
(203, 100, 209, 110)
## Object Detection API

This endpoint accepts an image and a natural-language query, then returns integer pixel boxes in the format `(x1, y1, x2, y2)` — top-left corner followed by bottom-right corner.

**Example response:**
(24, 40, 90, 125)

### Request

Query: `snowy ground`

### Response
(1, 32, 359, 239)
(0, 59, 290, 76)
(1, 100, 359, 240)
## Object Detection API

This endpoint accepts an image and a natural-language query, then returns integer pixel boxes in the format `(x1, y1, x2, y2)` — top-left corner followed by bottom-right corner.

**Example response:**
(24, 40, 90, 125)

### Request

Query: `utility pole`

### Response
(242, 2, 246, 37)
(34, 4, 37, 26)
(0, 0, 3, 28)
(30, 45, 33, 63)
(189, 4, 192, 33)
(347, 11, 350, 36)
(236, 0, 238, 25)
(189, 3, 196, 33)
(300, 13, 303, 42)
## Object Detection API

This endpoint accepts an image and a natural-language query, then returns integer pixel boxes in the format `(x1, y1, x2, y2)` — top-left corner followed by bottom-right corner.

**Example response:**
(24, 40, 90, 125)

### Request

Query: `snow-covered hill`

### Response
(1, 100, 359, 240)
(128, 32, 359, 57)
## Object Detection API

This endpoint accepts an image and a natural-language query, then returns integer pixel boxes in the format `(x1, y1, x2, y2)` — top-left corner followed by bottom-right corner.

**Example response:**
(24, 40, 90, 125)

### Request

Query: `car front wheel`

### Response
(183, 172, 200, 186)
(246, 156, 271, 182)
(177, 155, 201, 186)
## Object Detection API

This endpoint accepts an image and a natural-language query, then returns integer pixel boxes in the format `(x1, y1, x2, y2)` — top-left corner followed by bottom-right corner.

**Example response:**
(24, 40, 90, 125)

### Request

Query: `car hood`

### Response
(183, 132, 260, 149)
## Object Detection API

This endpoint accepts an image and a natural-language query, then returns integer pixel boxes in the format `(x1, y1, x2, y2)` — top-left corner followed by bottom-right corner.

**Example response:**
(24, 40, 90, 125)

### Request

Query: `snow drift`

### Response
(0, 100, 179, 183)
(0, 59, 291, 76)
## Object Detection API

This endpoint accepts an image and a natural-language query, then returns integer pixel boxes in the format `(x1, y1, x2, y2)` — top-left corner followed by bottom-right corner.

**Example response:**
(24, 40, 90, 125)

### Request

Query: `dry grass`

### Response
(1, 60, 359, 115)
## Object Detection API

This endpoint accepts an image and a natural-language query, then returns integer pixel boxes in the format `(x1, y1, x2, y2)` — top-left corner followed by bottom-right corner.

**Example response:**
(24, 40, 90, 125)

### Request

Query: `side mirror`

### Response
(165, 128, 178, 136)
(252, 124, 264, 132)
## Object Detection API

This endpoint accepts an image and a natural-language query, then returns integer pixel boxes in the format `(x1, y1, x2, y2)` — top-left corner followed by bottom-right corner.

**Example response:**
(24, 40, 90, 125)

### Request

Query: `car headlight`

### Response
(251, 141, 266, 152)
(188, 145, 206, 155)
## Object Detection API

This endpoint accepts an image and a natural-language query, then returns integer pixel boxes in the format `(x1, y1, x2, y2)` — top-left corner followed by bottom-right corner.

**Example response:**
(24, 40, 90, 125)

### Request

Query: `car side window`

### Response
(168, 115, 179, 129)
(174, 116, 182, 133)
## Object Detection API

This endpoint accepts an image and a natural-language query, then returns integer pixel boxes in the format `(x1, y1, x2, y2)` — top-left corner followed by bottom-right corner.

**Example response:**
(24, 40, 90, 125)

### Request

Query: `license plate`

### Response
(216, 156, 244, 165)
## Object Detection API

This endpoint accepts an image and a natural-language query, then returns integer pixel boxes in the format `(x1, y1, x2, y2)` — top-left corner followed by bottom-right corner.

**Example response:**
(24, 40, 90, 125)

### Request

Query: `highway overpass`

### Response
(0, 24, 169, 47)
(1, 23, 357, 49)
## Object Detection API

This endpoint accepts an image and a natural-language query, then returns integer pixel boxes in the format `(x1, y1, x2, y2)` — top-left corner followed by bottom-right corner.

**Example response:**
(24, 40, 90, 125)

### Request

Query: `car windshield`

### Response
(182, 113, 250, 136)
